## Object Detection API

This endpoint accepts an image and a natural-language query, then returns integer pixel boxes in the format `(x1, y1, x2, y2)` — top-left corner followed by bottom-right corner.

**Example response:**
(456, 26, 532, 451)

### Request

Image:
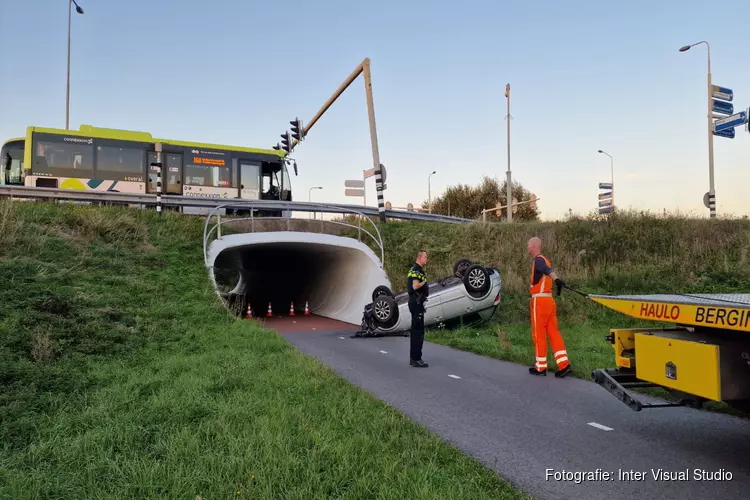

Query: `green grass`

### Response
(0, 200, 529, 500)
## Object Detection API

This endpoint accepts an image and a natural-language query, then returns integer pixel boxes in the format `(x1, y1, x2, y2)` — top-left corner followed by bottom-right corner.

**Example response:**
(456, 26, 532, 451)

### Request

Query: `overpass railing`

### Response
(202, 202, 386, 268)
(0, 185, 473, 224)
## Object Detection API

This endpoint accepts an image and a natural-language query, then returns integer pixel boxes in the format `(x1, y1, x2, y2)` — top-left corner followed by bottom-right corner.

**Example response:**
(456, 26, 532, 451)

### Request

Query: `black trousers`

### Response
(408, 300, 425, 361)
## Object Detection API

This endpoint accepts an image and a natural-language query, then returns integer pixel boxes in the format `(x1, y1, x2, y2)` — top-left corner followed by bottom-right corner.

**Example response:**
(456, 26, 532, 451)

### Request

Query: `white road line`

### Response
(448, 374, 461, 379)
(339, 336, 345, 339)
(587, 422, 613, 431)
(379, 350, 388, 354)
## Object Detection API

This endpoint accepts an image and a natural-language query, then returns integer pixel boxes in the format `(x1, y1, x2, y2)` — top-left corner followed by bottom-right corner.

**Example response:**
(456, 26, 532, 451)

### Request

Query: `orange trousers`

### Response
(530, 296, 570, 371)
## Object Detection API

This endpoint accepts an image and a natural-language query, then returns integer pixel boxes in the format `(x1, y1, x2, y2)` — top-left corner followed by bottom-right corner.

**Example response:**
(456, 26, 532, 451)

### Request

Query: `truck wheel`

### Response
(453, 258, 472, 277)
(372, 285, 393, 302)
(372, 295, 396, 325)
(463, 264, 490, 295)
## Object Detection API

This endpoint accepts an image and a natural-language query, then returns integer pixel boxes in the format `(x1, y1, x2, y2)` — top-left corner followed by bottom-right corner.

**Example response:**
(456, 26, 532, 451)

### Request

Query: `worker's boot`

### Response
(528, 366, 546, 376)
(555, 365, 572, 378)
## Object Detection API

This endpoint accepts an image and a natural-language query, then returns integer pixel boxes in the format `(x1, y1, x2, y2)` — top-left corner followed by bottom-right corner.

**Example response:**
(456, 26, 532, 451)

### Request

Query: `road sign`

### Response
(363, 163, 387, 184)
(714, 127, 736, 139)
(599, 182, 612, 189)
(703, 192, 710, 209)
(345, 179, 364, 188)
(713, 99, 734, 115)
(599, 206, 613, 214)
(714, 110, 747, 133)
(599, 199, 612, 208)
(345, 188, 364, 197)
(599, 191, 612, 200)
(711, 85, 733, 102)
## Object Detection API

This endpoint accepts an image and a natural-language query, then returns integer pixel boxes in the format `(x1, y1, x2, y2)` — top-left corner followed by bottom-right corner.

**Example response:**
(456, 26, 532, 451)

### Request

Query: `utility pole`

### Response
(505, 83, 512, 222)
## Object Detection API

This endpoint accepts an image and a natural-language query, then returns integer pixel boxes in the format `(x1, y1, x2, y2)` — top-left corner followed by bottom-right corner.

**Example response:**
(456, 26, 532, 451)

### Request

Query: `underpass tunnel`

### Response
(208, 232, 391, 325)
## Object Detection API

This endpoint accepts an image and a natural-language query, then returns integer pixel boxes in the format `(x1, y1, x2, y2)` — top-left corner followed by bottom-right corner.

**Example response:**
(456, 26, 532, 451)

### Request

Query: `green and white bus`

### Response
(1, 124, 295, 215)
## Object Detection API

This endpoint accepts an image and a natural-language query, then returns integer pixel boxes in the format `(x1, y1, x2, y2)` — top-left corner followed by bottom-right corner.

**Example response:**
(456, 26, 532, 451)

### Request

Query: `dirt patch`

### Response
(35, 294, 73, 316)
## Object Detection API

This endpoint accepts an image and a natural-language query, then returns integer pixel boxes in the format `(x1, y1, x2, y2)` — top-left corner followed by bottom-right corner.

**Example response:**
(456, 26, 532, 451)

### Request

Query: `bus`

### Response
(0, 124, 295, 215)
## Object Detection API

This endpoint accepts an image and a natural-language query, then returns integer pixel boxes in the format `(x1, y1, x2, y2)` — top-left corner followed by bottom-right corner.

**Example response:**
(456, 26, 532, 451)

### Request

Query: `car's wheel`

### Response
(453, 258, 472, 277)
(372, 295, 397, 324)
(372, 285, 393, 302)
(463, 264, 490, 294)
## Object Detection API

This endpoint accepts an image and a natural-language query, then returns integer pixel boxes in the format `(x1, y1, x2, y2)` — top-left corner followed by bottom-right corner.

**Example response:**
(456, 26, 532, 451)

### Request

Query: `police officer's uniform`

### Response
(407, 263, 429, 367)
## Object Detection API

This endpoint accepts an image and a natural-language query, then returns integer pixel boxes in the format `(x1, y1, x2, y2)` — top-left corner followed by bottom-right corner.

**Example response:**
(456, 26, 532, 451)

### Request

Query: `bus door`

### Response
(147, 152, 182, 194)
(239, 160, 260, 200)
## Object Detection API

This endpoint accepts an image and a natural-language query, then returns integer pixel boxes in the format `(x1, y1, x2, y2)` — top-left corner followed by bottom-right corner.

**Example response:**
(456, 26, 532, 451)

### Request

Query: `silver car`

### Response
(355, 259, 502, 337)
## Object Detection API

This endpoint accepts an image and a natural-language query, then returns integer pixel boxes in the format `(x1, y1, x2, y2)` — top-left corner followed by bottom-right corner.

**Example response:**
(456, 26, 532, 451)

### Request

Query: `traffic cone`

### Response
(266, 302, 273, 317)
(245, 303, 253, 319)
(289, 302, 295, 316)
(304, 301, 310, 315)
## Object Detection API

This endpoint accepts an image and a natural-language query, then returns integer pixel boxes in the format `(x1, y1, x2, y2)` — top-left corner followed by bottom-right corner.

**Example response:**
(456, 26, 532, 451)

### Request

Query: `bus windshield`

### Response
(1, 142, 24, 185)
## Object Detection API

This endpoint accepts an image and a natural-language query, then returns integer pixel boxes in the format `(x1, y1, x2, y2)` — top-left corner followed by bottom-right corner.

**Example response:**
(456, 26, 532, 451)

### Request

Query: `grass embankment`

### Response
(358, 212, 750, 411)
(0, 201, 528, 500)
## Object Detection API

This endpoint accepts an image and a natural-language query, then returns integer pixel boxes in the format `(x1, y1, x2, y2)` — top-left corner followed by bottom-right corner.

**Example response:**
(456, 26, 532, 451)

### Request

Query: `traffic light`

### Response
(280, 131, 292, 153)
(290, 118, 304, 142)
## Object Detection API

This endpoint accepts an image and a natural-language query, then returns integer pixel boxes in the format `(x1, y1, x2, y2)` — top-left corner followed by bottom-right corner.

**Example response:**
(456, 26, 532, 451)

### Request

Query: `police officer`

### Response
(407, 249, 430, 367)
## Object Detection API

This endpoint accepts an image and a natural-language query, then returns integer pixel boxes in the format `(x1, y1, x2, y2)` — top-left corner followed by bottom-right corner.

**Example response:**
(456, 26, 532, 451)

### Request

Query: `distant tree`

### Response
(421, 176, 540, 221)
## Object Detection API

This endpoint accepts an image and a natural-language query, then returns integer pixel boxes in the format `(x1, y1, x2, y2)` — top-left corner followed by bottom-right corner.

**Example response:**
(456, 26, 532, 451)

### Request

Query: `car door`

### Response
(422, 283, 445, 325)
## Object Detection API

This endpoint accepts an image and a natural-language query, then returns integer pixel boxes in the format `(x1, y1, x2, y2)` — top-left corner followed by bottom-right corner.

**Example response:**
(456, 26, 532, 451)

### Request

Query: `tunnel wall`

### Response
(206, 232, 391, 325)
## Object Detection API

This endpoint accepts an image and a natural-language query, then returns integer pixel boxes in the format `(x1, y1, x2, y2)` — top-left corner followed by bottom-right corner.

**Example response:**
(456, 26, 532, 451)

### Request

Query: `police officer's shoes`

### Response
(528, 366, 546, 376)
(410, 359, 429, 368)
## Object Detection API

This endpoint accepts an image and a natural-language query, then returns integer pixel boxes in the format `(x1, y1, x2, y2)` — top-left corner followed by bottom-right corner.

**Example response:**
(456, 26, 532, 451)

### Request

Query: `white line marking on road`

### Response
(448, 374, 461, 379)
(587, 422, 613, 431)
(379, 350, 388, 354)
(339, 336, 345, 339)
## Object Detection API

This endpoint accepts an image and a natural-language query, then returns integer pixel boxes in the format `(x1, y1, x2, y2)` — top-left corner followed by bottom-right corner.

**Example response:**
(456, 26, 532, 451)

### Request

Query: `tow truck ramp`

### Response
(588, 293, 750, 413)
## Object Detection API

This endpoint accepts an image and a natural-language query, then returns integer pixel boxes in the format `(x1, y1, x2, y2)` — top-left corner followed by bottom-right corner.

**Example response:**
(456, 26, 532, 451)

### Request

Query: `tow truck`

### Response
(590, 293, 750, 414)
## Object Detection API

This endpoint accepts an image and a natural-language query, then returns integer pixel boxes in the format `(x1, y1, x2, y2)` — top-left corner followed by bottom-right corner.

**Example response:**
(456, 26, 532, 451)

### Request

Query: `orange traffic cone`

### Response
(266, 302, 273, 317)
(304, 301, 310, 315)
(245, 303, 253, 319)
(289, 302, 295, 316)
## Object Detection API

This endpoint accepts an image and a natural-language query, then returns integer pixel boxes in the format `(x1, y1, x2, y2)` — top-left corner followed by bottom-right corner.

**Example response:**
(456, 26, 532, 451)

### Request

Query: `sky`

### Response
(1, 0, 749, 221)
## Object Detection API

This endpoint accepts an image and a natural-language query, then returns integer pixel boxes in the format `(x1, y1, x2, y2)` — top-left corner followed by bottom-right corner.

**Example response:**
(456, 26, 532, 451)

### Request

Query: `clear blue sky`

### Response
(1, 0, 749, 220)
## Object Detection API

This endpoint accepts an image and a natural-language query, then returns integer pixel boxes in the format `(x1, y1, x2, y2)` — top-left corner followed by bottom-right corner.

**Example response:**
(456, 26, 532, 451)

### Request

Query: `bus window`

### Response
(96, 145, 145, 182)
(33, 139, 94, 179)
(2, 145, 25, 185)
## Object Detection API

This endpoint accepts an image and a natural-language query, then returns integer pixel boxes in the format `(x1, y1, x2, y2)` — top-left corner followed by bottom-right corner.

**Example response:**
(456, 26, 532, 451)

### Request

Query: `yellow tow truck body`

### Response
(589, 293, 750, 412)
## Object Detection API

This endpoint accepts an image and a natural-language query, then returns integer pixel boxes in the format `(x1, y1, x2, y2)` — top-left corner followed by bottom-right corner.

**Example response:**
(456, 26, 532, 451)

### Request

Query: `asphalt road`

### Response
(284, 330, 750, 500)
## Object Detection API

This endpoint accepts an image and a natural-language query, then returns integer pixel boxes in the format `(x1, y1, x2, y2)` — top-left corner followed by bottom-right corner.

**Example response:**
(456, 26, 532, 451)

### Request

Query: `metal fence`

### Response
(0, 184, 474, 224)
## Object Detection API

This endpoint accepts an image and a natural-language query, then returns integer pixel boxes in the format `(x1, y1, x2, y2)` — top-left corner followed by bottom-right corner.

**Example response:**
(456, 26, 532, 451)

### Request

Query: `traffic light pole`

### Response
(362, 59, 386, 223)
(286, 57, 386, 222)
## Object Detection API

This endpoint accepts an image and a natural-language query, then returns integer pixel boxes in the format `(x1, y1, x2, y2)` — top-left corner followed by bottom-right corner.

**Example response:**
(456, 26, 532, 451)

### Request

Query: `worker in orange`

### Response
(527, 236, 572, 378)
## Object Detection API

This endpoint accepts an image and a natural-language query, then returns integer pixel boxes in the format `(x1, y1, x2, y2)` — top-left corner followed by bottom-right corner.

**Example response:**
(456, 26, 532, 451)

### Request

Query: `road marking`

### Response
(587, 422, 613, 431)
(448, 374, 461, 379)
(379, 350, 388, 354)
(339, 336, 345, 339)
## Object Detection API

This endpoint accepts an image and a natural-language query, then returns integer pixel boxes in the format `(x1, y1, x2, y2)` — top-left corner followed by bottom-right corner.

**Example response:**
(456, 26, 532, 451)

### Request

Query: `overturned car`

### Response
(354, 258, 502, 337)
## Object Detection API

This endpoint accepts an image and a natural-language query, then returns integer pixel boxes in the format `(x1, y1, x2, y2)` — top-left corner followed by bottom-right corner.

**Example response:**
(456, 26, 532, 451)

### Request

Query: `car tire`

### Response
(463, 264, 490, 295)
(372, 285, 393, 302)
(372, 295, 397, 326)
(453, 258, 472, 277)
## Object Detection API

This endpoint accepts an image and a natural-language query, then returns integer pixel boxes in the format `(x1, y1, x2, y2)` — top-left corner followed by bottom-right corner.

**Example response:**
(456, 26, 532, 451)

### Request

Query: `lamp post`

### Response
(679, 40, 715, 218)
(597, 149, 614, 209)
(66, 0, 84, 130)
(427, 170, 436, 213)
(308, 186, 322, 219)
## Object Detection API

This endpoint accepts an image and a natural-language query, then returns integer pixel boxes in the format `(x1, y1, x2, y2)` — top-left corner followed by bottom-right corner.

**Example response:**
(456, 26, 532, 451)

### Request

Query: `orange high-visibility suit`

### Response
(529, 254, 570, 373)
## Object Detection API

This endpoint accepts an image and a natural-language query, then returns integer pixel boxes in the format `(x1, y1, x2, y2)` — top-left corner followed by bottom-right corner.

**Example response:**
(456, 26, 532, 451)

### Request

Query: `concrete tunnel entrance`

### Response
(206, 231, 392, 327)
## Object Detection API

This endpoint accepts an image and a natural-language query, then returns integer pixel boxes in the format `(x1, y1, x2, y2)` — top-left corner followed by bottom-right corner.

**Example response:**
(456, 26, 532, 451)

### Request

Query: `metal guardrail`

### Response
(0, 184, 473, 224)
(202, 202, 386, 269)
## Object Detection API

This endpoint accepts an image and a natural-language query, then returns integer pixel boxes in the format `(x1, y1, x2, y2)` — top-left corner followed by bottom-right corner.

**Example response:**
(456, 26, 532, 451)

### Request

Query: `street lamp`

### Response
(308, 186, 322, 219)
(679, 40, 715, 218)
(597, 149, 614, 208)
(66, 0, 84, 130)
(428, 170, 436, 213)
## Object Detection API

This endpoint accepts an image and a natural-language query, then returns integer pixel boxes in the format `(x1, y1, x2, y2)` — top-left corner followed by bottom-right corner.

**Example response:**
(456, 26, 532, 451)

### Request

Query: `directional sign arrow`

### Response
(599, 182, 612, 189)
(345, 188, 365, 197)
(713, 99, 734, 115)
(711, 85, 733, 102)
(714, 111, 747, 133)
(345, 179, 364, 188)
(714, 127, 736, 139)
